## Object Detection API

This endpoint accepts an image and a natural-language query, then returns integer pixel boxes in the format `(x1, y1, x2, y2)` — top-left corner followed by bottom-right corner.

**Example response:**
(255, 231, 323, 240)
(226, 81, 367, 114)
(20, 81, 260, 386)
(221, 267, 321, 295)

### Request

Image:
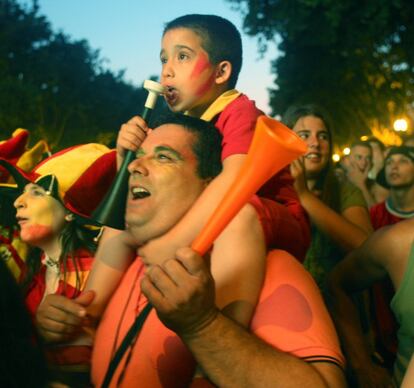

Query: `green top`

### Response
(390, 242, 414, 386)
(303, 178, 367, 291)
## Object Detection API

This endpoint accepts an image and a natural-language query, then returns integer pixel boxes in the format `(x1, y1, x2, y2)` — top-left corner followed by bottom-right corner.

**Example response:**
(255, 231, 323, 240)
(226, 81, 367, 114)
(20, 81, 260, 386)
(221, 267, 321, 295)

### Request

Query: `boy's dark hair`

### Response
(164, 14, 242, 89)
(152, 113, 223, 180)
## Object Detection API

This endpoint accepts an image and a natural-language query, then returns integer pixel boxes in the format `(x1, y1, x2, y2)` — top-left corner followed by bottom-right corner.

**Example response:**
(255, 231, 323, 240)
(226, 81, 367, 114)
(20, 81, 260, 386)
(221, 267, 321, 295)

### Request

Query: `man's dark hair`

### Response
(366, 136, 385, 151)
(351, 141, 372, 153)
(152, 113, 223, 180)
(163, 14, 242, 89)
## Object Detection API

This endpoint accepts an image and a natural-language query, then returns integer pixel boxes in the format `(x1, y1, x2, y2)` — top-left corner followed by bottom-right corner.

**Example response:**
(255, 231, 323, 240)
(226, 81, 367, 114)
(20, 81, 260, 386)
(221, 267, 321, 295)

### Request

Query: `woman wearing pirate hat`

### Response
(0, 143, 116, 387)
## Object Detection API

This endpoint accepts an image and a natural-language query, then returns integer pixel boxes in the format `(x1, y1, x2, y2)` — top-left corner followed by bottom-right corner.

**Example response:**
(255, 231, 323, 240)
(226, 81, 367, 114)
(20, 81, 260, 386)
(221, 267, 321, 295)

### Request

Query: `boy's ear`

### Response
(215, 61, 232, 85)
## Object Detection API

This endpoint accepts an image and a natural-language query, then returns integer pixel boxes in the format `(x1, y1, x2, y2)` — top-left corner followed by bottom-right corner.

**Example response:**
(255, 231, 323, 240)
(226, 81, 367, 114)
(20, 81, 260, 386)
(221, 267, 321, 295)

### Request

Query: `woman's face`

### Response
(13, 183, 67, 249)
(292, 115, 331, 178)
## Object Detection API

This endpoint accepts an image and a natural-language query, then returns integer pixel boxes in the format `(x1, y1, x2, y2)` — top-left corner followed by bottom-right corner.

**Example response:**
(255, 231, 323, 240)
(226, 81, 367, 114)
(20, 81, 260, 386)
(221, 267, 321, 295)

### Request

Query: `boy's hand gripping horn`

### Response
(92, 80, 165, 229)
(191, 115, 307, 256)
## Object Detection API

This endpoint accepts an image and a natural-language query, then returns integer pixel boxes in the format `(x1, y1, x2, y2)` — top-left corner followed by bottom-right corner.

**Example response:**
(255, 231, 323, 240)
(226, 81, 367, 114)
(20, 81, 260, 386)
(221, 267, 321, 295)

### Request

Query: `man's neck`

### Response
(389, 185, 414, 212)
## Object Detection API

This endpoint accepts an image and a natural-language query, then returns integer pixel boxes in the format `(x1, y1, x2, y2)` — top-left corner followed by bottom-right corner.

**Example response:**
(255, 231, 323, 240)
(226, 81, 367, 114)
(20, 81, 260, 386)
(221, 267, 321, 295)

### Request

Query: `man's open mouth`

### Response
(131, 186, 151, 200)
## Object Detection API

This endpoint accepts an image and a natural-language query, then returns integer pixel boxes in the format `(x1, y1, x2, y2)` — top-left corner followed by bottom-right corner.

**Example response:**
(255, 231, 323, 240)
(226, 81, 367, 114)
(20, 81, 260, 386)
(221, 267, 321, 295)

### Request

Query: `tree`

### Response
(0, 0, 167, 150)
(228, 0, 414, 146)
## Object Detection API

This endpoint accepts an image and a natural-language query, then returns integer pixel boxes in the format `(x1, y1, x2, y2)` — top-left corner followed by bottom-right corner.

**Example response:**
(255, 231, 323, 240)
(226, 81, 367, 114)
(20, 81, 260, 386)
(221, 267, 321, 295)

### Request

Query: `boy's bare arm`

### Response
(85, 227, 137, 318)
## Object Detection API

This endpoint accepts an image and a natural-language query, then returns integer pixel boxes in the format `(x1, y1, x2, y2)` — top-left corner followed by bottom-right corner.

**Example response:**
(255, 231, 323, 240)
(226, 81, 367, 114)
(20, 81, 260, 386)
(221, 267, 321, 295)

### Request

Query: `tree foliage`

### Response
(229, 0, 414, 146)
(0, 0, 167, 150)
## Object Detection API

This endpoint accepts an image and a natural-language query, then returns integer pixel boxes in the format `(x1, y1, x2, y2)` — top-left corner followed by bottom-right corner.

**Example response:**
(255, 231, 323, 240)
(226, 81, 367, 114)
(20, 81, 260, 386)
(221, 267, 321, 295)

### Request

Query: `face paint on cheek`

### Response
(20, 224, 54, 243)
(190, 52, 217, 98)
(190, 53, 212, 79)
(194, 71, 216, 98)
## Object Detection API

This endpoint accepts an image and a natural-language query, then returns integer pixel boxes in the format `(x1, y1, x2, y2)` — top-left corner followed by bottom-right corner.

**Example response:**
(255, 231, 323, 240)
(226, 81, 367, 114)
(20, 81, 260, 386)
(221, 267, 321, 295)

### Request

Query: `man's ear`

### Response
(202, 177, 214, 188)
(215, 61, 232, 85)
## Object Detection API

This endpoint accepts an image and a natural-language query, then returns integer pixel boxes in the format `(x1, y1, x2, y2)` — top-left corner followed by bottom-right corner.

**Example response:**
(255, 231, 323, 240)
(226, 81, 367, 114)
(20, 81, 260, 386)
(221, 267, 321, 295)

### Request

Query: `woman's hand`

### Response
(290, 157, 308, 197)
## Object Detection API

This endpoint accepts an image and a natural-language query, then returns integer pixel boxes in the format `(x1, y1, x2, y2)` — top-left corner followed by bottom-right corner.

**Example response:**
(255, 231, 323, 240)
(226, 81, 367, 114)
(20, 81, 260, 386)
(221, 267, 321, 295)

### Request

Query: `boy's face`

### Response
(160, 27, 222, 117)
(385, 154, 414, 189)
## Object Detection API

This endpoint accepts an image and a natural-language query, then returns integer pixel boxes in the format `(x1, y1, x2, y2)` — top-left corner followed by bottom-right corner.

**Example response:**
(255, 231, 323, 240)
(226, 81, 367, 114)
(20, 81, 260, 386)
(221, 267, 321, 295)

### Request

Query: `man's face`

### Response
(350, 145, 372, 172)
(160, 27, 220, 117)
(126, 124, 208, 252)
(13, 183, 66, 248)
(292, 115, 330, 179)
(385, 154, 414, 189)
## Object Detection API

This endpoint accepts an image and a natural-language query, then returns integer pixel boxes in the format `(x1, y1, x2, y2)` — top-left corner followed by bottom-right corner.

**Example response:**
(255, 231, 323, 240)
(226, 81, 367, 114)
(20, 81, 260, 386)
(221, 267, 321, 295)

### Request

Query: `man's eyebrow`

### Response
(155, 145, 183, 160)
(135, 148, 146, 157)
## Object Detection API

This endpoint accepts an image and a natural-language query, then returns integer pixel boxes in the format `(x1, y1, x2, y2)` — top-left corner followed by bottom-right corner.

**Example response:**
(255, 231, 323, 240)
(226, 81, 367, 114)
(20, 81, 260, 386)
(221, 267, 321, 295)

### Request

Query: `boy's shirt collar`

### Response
(196, 89, 241, 122)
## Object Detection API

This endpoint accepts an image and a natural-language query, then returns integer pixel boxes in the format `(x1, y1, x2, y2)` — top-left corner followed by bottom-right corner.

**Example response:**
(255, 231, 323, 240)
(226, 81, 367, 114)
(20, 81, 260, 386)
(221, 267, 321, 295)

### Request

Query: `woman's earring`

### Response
(65, 213, 75, 222)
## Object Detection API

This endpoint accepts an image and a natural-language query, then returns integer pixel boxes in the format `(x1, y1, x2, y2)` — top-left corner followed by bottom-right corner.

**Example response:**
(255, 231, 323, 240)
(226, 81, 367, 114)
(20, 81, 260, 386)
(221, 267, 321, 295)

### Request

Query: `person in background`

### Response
(0, 143, 116, 388)
(345, 141, 389, 208)
(328, 217, 414, 387)
(283, 104, 372, 291)
(403, 136, 414, 148)
(363, 145, 414, 376)
(402, 354, 414, 388)
(0, 128, 49, 281)
(0, 258, 48, 388)
(367, 136, 386, 179)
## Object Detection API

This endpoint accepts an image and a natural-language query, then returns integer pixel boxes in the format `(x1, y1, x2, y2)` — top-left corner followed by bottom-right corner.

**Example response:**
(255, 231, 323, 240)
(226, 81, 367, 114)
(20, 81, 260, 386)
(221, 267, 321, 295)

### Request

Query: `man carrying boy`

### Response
(37, 114, 345, 387)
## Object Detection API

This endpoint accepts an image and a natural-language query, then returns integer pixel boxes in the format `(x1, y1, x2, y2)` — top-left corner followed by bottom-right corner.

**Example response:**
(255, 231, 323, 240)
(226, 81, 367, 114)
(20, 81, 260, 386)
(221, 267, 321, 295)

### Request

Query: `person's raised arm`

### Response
(327, 226, 398, 388)
(142, 248, 346, 388)
(291, 158, 372, 252)
(85, 227, 136, 319)
(116, 115, 150, 168)
(84, 116, 148, 318)
(346, 160, 376, 208)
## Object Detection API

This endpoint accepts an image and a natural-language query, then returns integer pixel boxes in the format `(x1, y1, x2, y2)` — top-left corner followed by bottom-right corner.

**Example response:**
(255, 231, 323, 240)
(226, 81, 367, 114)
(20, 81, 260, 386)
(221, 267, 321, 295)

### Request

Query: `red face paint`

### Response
(194, 71, 216, 98)
(20, 224, 54, 245)
(190, 52, 211, 79)
(190, 51, 216, 98)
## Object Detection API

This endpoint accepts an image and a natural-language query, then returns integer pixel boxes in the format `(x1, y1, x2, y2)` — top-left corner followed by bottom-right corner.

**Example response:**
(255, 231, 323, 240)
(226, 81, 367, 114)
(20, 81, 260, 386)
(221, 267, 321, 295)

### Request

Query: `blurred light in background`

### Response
(332, 153, 341, 162)
(393, 118, 408, 132)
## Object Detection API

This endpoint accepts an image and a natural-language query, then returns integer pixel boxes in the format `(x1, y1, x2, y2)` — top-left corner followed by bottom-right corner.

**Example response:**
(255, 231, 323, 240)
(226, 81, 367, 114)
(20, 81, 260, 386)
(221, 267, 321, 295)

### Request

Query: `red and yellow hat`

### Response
(0, 129, 49, 183)
(0, 143, 117, 223)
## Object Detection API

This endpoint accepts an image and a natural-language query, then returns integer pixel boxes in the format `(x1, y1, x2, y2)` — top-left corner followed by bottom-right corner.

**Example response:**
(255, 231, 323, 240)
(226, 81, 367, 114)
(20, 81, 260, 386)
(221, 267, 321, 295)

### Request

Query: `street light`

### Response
(393, 118, 408, 132)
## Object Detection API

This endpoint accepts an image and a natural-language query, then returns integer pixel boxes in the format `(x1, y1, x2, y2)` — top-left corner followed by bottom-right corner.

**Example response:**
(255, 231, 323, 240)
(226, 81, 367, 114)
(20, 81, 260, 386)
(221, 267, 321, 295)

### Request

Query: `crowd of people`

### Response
(0, 13, 413, 388)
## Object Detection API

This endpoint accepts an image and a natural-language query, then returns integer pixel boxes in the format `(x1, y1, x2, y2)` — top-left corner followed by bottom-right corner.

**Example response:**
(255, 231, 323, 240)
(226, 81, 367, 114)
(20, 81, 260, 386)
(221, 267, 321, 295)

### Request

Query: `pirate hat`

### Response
(0, 143, 117, 225)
